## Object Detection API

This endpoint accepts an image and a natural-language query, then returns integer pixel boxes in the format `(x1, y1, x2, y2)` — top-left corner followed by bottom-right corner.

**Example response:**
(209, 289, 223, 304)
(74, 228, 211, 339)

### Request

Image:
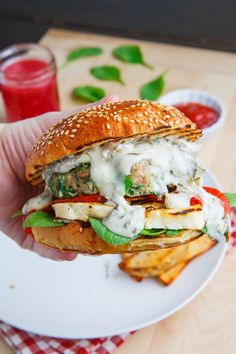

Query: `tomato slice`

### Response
(204, 187, 230, 214)
(52, 193, 107, 204)
(190, 196, 202, 206)
(24, 227, 32, 236)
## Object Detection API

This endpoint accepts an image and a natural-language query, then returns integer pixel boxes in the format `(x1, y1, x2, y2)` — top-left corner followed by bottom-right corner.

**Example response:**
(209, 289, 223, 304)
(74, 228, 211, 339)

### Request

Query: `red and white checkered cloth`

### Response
(0, 207, 236, 354)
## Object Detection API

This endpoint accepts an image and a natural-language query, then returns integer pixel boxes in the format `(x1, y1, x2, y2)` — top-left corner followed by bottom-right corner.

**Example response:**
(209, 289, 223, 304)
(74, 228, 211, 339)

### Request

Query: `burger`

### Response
(22, 100, 230, 255)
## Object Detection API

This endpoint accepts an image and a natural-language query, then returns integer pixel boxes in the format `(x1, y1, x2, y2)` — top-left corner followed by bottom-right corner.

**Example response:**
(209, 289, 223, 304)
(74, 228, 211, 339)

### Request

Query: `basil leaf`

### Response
(224, 193, 236, 207)
(201, 226, 208, 234)
(89, 218, 132, 245)
(59, 47, 103, 70)
(11, 210, 23, 218)
(73, 86, 106, 102)
(90, 66, 124, 84)
(125, 176, 132, 194)
(113, 45, 152, 69)
(140, 71, 167, 100)
(67, 47, 102, 62)
(23, 211, 64, 228)
(141, 228, 165, 236)
(165, 229, 183, 236)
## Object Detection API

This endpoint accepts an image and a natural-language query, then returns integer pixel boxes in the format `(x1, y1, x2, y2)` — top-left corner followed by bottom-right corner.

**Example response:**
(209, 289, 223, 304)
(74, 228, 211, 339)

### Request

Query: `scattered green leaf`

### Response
(140, 71, 168, 100)
(89, 218, 132, 245)
(113, 45, 152, 69)
(23, 211, 64, 228)
(90, 65, 124, 84)
(11, 210, 23, 219)
(73, 85, 106, 102)
(125, 176, 132, 194)
(224, 193, 236, 207)
(60, 47, 103, 69)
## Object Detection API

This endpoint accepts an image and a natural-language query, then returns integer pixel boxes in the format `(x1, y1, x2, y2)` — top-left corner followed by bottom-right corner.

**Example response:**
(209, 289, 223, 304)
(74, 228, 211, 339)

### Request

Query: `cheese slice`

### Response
(145, 205, 205, 230)
(52, 202, 113, 221)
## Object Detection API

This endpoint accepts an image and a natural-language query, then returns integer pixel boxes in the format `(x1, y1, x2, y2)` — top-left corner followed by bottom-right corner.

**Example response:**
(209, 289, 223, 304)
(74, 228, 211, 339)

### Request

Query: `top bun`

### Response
(26, 100, 202, 185)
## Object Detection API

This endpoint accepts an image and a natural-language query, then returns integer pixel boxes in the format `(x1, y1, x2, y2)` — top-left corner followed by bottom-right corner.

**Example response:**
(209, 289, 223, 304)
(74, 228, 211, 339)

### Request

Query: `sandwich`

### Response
(22, 100, 231, 255)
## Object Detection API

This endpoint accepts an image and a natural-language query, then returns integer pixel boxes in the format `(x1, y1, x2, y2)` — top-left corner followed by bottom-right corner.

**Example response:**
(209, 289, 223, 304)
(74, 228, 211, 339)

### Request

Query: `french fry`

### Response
(157, 261, 189, 285)
(157, 235, 217, 285)
(119, 244, 189, 277)
(119, 235, 217, 283)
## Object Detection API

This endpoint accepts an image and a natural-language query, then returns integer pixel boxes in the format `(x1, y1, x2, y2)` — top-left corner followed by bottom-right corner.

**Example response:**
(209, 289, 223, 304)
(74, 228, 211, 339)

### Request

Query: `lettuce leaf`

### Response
(89, 218, 133, 245)
(224, 193, 236, 207)
(23, 211, 64, 228)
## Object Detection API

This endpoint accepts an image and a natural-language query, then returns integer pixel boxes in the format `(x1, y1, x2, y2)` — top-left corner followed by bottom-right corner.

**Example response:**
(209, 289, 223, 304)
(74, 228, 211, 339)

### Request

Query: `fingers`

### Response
(32, 243, 78, 261)
(19, 231, 77, 261)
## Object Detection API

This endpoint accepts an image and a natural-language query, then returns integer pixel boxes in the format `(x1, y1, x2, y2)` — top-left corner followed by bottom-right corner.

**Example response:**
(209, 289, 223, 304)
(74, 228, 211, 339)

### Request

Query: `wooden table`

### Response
(1, 28, 236, 353)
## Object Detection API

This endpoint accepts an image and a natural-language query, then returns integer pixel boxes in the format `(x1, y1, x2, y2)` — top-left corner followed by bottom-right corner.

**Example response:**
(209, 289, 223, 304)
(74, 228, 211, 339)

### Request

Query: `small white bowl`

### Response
(158, 89, 226, 140)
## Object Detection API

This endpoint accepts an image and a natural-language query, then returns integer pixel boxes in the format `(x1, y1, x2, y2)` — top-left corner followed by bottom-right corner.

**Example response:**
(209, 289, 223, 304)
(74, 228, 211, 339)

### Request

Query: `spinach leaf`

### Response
(73, 86, 106, 102)
(141, 229, 165, 236)
(23, 211, 64, 228)
(90, 65, 124, 84)
(67, 47, 103, 62)
(201, 226, 208, 234)
(140, 71, 167, 100)
(113, 45, 152, 69)
(60, 47, 103, 69)
(224, 193, 236, 207)
(11, 210, 23, 218)
(125, 176, 132, 194)
(89, 218, 132, 245)
(165, 229, 183, 236)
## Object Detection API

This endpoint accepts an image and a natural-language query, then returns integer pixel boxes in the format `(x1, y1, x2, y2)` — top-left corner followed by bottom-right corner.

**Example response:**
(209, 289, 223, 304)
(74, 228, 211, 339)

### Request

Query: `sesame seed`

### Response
(69, 134, 75, 138)
(65, 130, 70, 135)
(60, 130, 64, 136)
(76, 124, 80, 128)
(84, 121, 89, 124)
(165, 115, 171, 119)
(106, 123, 111, 129)
(117, 116, 121, 122)
(40, 151, 45, 156)
(129, 120, 135, 123)
(72, 129, 77, 133)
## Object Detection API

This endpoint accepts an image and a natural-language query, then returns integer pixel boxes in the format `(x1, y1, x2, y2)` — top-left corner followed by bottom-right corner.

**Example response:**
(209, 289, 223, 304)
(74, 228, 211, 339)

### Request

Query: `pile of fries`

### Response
(119, 235, 216, 285)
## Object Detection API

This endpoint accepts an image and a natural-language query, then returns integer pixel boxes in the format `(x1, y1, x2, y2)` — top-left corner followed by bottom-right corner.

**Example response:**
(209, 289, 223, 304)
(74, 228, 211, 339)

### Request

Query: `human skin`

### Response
(0, 95, 119, 260)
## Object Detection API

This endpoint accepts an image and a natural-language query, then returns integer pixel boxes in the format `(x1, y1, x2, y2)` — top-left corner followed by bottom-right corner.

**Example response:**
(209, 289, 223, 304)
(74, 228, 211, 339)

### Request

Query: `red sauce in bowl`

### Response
(175, 102, 219, 129)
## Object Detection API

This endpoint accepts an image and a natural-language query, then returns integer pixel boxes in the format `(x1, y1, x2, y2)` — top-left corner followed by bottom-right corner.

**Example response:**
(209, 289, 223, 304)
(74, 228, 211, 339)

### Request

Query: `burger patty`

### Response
(47, 161, 154, 198)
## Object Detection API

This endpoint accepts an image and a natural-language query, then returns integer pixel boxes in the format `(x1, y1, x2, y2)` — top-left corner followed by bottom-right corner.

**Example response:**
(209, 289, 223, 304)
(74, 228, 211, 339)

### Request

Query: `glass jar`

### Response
(0, 43, 60, 122)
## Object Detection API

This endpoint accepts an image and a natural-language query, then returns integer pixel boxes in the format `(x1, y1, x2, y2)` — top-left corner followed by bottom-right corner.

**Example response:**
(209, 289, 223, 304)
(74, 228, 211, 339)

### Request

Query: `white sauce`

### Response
(22, 189, 52, 214)
(25, 136, 229, 240)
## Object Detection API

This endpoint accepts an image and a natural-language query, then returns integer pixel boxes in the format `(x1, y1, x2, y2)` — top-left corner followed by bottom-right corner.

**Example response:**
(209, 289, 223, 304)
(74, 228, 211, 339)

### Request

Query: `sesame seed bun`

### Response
(31, 223, 203, 255)
(26, 100, 201, 185)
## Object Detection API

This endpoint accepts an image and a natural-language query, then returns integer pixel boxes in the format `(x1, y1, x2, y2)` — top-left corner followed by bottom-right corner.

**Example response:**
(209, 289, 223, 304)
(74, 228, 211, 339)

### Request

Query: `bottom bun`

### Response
(31, 222, 203, 255)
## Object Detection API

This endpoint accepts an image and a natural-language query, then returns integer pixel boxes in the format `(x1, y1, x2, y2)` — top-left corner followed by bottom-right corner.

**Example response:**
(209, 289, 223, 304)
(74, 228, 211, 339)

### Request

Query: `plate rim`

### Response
(0, 169, 228, 338)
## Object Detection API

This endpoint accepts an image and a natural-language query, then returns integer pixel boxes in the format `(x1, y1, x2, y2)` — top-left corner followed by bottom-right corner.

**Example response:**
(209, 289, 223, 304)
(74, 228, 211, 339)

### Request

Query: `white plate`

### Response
(0, 170, 227, 339)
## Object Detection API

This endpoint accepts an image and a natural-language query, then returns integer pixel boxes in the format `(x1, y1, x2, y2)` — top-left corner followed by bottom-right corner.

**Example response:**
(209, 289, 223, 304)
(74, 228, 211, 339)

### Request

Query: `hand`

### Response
(0, 95, 119, 260)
